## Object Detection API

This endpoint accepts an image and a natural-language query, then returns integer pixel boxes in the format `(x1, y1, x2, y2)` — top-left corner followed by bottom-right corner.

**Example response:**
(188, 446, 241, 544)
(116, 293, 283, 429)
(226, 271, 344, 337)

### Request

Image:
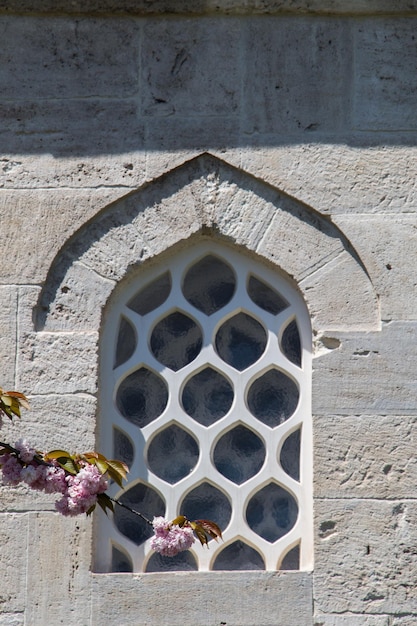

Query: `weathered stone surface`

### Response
(1, 0, 416, 15)
(14, 393, 97, 451)
(0, 99, 145, 157)
(0, 514, 28, 613)
(0, 287, 17, 387)
(40, 261, 116, 331)
(0, 615, 24, 626)
(353, 20, 417, 130)
(242, 18, 350, 135)
(240, 144, 417, 215)
(314, 499, 417, 615)
(91, 571, 313, 626)
(314, 415, 417, 499)
(313, 322, 417, 414)
(0, 17, 139, 100)
(300, 251, 380, 331)
(333, 215, 417, 321)
(314, 615, 389, 626)
(142, 18, 241, 117)
(0, 189, 123, 284)
(17, 331, 99, 394)
(391, 617, 417, 626)
(25, 513, 92, 625)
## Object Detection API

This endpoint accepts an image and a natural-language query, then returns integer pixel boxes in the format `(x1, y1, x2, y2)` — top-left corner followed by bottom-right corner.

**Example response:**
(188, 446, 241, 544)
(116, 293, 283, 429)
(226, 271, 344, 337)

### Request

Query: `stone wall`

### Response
(0, 2, 416, 625)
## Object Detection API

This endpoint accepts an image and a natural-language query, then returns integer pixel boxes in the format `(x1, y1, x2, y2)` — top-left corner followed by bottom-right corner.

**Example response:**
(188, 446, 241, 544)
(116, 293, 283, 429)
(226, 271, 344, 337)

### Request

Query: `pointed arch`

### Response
(35, 153, 379, 333)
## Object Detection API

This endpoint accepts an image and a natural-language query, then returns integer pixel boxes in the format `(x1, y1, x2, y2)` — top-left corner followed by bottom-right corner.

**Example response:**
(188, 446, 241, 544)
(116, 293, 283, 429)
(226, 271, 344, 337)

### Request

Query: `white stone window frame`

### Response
(96, 241, 313, 573)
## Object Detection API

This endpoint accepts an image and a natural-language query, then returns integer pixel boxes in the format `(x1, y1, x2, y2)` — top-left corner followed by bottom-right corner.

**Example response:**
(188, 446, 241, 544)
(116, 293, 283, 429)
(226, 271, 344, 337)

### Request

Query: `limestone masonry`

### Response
(0, 2, 416, 625)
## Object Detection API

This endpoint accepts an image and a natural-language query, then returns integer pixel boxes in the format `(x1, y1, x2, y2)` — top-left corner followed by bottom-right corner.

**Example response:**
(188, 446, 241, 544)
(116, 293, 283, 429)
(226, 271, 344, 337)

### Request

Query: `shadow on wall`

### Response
(1, 12, 417, 156)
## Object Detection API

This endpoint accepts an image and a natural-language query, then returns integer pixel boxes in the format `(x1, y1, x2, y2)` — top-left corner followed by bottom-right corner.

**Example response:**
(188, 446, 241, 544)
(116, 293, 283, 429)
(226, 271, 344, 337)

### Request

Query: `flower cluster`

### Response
(0, 439, 108, 516)
(150, 516, 195, 557)
(0, 386, 222, 558)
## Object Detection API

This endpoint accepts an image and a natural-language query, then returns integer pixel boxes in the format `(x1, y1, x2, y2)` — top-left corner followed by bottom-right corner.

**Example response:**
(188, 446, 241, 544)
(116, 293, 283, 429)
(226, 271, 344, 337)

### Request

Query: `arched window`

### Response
(95, 241, 312, 573)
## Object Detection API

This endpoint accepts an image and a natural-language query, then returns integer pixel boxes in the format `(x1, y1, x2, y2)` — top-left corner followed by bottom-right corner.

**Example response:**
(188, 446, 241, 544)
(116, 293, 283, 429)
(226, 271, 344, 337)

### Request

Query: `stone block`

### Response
(314, 415, 417, 499)
(353, 20, 417, 130)
(141, 18, 241, 117)
(0, 189, 123, 284)
(40, 261, 116, 331)
(312, 322, 417, 414)
(0, 16, 139, 99)
(391, 617, 417, 626)
(0, 287, 17, 387)
(17, 331, 99, 394)
(242, 18, 350, 135)
(91, 571, 313, 626)
(300, 251, 379, 331)
(25, 512, 92, 624)
(0, 615, 24, 626)
(0, 153, 146, 190)
(0, 514, 28, 613)
(1, 0, 417, 16)
(0, 98, 144, 157)
(314, 615, 389, 626)
(13, 393, 97, 452)
(144, 117, 240, 169)
(240, 144, 417, 216)
(314, 499, 417, 615)
(333, 215, 417, 321)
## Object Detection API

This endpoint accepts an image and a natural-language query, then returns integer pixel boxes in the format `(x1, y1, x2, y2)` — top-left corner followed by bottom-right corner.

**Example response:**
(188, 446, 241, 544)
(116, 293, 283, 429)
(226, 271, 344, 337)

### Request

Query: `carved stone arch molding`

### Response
(35, 153, 380, 334)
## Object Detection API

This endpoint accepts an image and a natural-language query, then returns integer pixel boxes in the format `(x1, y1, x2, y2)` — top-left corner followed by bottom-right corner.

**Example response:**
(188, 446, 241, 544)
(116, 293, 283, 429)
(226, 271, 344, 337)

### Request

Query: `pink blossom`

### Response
(54, 462, 108, 517)
(150, 516, 195, 557)
(14, 439, 36, 463)
(0, 454, 23, 485)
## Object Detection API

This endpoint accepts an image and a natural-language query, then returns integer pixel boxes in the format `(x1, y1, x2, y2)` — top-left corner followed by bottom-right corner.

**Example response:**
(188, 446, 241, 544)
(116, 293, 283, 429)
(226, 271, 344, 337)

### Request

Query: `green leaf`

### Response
(97, 493, 114, 516)
(45, 449, 73, 460)
(194, 519, 223, 541)
(190, 522, 209, 547)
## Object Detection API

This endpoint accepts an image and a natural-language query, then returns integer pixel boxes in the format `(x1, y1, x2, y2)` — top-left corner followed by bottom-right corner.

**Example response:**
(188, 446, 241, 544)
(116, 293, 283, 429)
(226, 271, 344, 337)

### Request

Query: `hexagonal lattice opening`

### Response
(180, 482, 232, 538)
(213, 424, 265, 484)
(147, 424, 199, 484)
(182, 255, 236, 315)
(116, 367, 168, 427)
(215, 312, 267, 370)
(114, 483, 165, 546)
(150, 311, 203, 371)
(247, 369, 299, 427)
(182, 366, 234, 426)
(212, 540, 265, 571)
(246, 483, 298, 542)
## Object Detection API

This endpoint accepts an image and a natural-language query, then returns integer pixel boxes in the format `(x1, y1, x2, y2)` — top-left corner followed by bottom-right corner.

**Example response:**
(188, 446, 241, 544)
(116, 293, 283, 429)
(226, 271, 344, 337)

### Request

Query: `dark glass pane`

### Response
(247, 275, 288, 315)
(127, 272, 171, 315)
(215, 313, 267, 371)
(182, 367, 234, 426)
(111, 545, 133, 573)
(183, 255, 236, 315)
(147, 424, 199, 484)
(280, 429, 301, 482)
(281, 319, 302, 367)
(115, 483, 165, 546)
(113, 427, 135, 469)
(146, 550, 198, 572)
(116, 367, 168, 427)
(213, 425, 265, 484)
(247, 369, 299, 427)
(212, 541, 265, 571)
(246, 483, 298, 542)
(150, 311, 202, 371)
(114, 317, 137, 369)
(180, 483, 231, 538)
(279, 544, 300, 571)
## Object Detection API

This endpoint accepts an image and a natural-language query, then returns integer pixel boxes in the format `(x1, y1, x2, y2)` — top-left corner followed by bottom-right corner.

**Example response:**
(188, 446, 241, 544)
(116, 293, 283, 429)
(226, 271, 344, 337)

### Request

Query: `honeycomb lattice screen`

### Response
(95, 242, 313, 573)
